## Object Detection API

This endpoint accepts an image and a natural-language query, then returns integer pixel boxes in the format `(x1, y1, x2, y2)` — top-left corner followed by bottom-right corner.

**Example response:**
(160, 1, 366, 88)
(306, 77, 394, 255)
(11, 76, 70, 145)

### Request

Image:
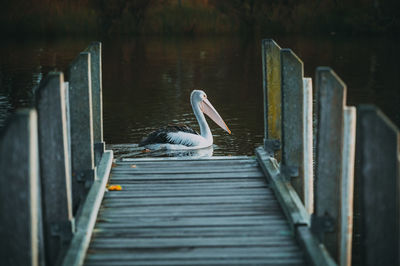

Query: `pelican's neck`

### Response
(191, 99, 213, 143)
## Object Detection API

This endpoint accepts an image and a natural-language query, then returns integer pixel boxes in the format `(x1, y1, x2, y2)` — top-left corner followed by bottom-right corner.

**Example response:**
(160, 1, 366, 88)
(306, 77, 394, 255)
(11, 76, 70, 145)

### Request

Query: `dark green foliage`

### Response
(0, 0, 398, 36)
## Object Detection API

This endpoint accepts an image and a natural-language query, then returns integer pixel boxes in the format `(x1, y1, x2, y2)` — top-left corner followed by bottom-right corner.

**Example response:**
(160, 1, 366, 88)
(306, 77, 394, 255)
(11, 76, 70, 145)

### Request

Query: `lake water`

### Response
(1, 35, 399, 158)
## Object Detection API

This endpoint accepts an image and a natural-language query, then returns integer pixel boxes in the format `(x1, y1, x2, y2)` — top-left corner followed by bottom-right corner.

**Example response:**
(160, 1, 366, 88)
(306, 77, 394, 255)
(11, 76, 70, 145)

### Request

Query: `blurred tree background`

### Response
(0, 0, 399, 37)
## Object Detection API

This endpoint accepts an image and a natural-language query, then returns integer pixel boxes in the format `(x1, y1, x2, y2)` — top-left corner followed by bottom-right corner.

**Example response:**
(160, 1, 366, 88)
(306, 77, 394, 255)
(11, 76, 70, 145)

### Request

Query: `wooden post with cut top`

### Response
(303, 77, 314, 214)
(354, 105, 400, 266)
(281, 49, 306, 208)
(68, 52, 96, 215)
(36, 72, 75, 265)
(0, 109, 44, 266)
(262, 39, 282, 158)
(85, 42, 105, 166)
(313, 67, 356, 265)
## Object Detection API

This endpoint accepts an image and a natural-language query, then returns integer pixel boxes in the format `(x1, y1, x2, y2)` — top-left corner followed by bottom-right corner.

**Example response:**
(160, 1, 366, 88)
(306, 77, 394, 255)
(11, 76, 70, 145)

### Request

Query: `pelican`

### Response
(139, 90, 231, 150)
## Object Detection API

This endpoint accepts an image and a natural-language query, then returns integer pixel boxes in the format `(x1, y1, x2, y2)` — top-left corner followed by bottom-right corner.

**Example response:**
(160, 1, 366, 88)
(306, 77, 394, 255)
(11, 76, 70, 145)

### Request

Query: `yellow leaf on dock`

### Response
(107, 185, 122, 191)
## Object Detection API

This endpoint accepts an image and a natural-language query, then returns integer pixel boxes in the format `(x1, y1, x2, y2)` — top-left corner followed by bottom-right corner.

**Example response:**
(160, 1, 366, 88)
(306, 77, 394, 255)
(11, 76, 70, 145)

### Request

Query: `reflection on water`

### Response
(102, 36, 264, 158)
(109, 143, 214, 158)
(0, 35, 399, 159)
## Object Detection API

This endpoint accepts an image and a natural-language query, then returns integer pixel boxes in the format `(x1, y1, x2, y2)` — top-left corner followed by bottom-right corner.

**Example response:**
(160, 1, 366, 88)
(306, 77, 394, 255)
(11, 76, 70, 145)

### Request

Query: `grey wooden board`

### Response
(354, 105, 400, 266)
(86, 246, 301, 258)
(98, 203, 282, 215)
(0, 109, 43, 266)
(86, 258, 304, 266)
(121, 155, 252, 162)
(255, 147, 309, 228)
(84, 42, 103, 145)
(314, 67, 347, 259)
(93, 224, 292, 237)
(110, 172, 265, 180)
(102, 189, 271, 197)
(101, 196, 276, 207)
(90, 235, 297, 247)
(107, 178, 268, 185)
(112, 167, 259, 173)
(112, 169, 261, 175)
(296, 226, 336, 266)
(281, 49, 305, 202)
(84, 157, 305, 265)
(115, 163, 258, 169)
(86, 258, 304, 265)
(36, 72, 74, 265)
(117, 158, 256, 164)
(68, 52, 95, 213)
(62, 150, 113, 266)
(105, 180, 268, 189)
(116, 161, 257, 170)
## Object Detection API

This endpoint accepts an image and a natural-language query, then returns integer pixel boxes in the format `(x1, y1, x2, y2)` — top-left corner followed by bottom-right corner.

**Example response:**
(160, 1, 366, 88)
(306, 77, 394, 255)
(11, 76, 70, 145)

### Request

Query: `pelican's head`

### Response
(190, 90, 231, 134)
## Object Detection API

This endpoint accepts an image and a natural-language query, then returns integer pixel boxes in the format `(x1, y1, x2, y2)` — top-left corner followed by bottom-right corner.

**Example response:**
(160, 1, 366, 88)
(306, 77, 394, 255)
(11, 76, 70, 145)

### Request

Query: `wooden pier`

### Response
(84, 157, 304, 265)
(1, 40, 399, 266)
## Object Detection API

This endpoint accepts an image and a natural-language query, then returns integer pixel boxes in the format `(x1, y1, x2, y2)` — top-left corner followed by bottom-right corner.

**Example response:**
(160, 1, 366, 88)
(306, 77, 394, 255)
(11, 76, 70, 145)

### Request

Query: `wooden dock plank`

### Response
(86, 258, 304, 266)
(109, 172, 265, 180)
(84, 157, 305, 265)
(94, 216, 289, 228)
(85, 246, 302, 259)
(98, 204, 282, 217)
(103, 188, 270, 195)
(106, 178, 268, 187)
(92, 224, 292, 237)
(89, 236, 298, 249)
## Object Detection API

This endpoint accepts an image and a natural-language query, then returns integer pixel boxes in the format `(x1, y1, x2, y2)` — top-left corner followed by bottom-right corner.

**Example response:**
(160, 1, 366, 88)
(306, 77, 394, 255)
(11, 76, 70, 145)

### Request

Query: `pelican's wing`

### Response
(139, 125, 199, 146)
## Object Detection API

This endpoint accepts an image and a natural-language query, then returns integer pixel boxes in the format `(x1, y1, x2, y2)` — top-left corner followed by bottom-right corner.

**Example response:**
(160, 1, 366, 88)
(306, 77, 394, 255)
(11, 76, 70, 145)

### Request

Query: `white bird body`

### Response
(139, 90, 230, 150)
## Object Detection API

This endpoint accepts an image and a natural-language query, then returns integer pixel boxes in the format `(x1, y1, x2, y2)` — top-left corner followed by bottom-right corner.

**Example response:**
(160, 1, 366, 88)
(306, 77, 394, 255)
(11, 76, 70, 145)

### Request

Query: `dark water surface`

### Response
(1, 35, 399, 158)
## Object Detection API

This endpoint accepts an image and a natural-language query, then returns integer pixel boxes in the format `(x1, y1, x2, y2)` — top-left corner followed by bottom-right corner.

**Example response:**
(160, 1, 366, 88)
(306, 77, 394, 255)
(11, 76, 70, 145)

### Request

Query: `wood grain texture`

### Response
(354, 105, 400, 266)
(339, 107, 356, 266)
(84, 157, 305, 265)
(281, 49, 305, 203)
(36, 72, 74, 266)
(262, 39, 282, 160)
(314, 67, 347, 260)
(302, 77, 314, 214)
(68, 52, 95, 213)
(62, 150, 113, 266)
(0, 109, 43, 266)
(84, 42, 105, 166)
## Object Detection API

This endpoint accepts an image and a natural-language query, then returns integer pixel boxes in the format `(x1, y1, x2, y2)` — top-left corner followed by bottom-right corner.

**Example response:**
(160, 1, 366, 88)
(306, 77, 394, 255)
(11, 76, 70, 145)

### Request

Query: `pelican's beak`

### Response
(200, 98, 231, 134)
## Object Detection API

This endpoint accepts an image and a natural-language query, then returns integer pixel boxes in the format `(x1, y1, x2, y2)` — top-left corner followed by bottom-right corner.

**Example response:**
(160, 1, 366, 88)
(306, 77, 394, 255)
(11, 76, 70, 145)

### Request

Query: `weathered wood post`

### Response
(340, 106, 356, 266)
(68, 52, 96, 214)
(354, 105, 400, 266)
(85, 42, 105, 166)
(0, 109, 44, 266)
(312, 67, 356, 265)
(280, 49, 313, 213)
(261, 39, 282, 158)
(36, 72, 75, 265)
(303, 77, 314, 214)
